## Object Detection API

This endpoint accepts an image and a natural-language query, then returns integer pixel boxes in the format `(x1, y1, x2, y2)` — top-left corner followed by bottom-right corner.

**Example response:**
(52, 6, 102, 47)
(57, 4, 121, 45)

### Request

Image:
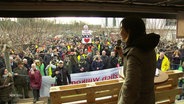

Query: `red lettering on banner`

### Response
(102, 73, 119, 81)
(93, 77, 100, 82)
(81, 79, 86, 83)
(113, 73, 119, 78)
(87, 78, 93, 82)
(72, 77, 100, 84)
(71, 74, 119, 84)
(72, 80, 81, 84)
(71, 81, 76, 84)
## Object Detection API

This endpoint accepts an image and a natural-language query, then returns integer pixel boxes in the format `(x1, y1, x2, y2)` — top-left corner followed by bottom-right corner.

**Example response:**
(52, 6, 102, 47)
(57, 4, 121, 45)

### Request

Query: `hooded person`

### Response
(118, 16, 160, 104)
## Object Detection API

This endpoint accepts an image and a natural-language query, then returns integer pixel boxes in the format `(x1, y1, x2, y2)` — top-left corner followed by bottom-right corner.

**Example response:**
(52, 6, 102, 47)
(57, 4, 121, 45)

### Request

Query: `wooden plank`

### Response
(50, 92, 62, 104)
(50, 83, 87, 92)
(165, 70, 183, 87)
(50, 82, 122, 103)
(50, 86, 61, 92)
(50, 79, 122, 92)
(51, 89, 86, 96)
(50, 74, 183, 104)
(95, 79, 121, 85)
(92, 83, 122, 92)
(155, 88, 182, 102)
(95, 96, 118, 104)
(87, 91, 95, 103)
(156, 100, 171, 104)
(95, 89, 120, 98)
(50, 82, 122, 96)
(177, 13, 184, 38)
(59, 87, 120, 103)
(155, 79, 173, 91)
(59, 83, 87, 90)
(61, 94, 87, 103)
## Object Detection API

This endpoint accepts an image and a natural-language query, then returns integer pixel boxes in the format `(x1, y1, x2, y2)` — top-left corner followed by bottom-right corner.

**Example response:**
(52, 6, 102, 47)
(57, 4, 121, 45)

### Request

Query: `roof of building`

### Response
(0, 0, 184, 18)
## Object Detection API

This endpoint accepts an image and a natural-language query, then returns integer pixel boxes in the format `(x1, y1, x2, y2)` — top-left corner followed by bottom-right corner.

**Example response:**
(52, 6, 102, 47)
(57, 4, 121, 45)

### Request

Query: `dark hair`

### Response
(17, 61, 23, 65)
(117, 39, 122, 45)
(120, 16, 146, 45)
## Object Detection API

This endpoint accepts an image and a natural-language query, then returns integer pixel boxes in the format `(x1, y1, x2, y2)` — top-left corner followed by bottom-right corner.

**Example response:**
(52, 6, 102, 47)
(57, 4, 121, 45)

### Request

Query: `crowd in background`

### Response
(0, 35, 124, 103)
(1, 34, 184, 103)
(0, 35, 123, 75)
(156, 40, 184, 72)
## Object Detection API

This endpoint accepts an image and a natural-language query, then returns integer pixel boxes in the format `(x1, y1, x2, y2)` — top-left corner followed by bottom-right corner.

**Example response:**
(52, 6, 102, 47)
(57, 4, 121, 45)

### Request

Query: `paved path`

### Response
(175, 100, 184, 104)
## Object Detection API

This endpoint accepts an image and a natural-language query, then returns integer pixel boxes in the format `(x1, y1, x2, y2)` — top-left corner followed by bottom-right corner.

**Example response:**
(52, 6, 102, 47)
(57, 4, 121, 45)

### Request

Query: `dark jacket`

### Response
(118, 33, 160, 104)
(69, 55, 78, 73)
(43, 53, 52, 67)
(172, 55, 181, 65)
(77, 60, 88, 73)
(101, 55, 109, 69)
(107, 56, 118, 68)
(0, 57, 5, 69)
(91, 60, 104, 71)
(86, 56, 93, 71)
(52, 66, 71, 86)
(11, 62, 17, 72)
(0, 75, 13, 102)
(29, 70, 42, 89)
(13, 66, 28, 86)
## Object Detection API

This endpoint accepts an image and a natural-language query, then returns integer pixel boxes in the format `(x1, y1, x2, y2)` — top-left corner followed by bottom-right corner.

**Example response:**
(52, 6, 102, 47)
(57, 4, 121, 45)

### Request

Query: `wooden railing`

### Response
(50, 70, 183, 104)
(50, 78, 123, 104)
(155, 70, 183, 104)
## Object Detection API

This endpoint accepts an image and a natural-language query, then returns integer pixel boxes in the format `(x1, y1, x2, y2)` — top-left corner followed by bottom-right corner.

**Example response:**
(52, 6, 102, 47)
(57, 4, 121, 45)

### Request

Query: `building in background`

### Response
(102, 18, 177, 41)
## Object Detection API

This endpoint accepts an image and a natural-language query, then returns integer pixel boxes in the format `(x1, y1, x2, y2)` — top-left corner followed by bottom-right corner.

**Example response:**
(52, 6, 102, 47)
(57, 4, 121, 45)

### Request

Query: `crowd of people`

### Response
(156, 41, 184, 100)
(0, 23, 184, 103)
(156, 41, 184, 72)
(0, 34, 123, 103)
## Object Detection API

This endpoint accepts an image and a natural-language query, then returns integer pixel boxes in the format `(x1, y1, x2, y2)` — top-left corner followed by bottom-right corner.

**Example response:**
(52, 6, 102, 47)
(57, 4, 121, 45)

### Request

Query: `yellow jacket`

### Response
(156, 54, 170, 72)
(48, 66, 52, 76)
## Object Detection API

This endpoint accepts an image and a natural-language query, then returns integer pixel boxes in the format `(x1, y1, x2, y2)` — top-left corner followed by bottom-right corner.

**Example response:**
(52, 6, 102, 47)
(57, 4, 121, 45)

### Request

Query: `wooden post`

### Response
(3, 44, 12, 73)
(177, 12, 184, 38)
(3, 44, 18, 103)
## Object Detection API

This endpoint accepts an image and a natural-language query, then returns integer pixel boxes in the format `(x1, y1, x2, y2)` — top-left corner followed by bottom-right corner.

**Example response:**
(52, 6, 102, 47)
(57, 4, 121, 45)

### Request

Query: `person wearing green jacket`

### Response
(35, 60, 45, 76)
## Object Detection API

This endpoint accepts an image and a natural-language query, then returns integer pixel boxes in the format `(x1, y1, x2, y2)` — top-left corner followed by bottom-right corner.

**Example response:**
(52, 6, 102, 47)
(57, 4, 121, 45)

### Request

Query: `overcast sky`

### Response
(43, 17, 103, 25)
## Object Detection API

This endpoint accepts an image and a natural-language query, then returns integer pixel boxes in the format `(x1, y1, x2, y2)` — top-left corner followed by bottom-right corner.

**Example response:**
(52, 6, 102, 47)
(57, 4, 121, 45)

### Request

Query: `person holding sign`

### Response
(82, 25, 92, 44)
(118, 16, 160, 104)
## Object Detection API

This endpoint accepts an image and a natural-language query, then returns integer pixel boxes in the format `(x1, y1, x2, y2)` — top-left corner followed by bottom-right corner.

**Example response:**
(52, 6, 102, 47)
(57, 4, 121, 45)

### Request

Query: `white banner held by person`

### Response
(41, 67, 123, 97)
(81, 25, 92, 44)
(71, 67, 120, 84)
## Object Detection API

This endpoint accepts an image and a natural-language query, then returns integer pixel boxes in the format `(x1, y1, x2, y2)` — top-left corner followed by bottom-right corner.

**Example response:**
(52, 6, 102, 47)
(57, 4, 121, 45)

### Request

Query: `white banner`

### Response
(71, 67, 119, 84)
(40, 76, 55, 97)
(40, 67, 122, 97)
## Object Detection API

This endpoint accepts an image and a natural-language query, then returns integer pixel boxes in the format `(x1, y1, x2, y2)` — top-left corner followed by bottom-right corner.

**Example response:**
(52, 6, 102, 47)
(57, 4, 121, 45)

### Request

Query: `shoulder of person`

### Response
(23, 66, 28, 70)
(130, 47, 155, 59)
(127, 47, 145, 57)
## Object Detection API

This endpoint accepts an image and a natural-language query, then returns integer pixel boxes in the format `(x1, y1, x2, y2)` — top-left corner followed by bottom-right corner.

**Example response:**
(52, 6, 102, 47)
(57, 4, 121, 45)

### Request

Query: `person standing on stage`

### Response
(118, 16, 160, 104)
